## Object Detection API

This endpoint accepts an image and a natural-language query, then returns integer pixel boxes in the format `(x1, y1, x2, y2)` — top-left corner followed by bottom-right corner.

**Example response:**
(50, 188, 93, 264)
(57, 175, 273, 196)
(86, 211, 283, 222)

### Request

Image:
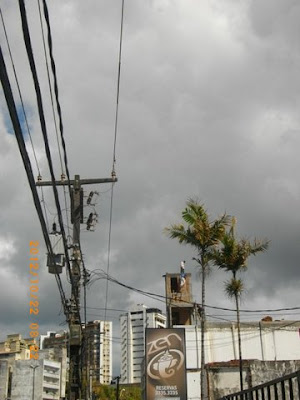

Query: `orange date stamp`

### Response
(29, 241, 39, 360)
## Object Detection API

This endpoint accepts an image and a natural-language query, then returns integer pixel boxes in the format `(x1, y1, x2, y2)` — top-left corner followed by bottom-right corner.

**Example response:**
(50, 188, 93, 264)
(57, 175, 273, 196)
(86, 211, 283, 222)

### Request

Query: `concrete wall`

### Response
(180, 321, 300, 368)
(187, 370, 201, 400)
(207, 360, 300, 399)
(207, 364, 247, 399)
(250, 360, 300, 386)
(11, 360, 43, 400)
(175, 322, 300, 400)
(0, 360, 9, 400)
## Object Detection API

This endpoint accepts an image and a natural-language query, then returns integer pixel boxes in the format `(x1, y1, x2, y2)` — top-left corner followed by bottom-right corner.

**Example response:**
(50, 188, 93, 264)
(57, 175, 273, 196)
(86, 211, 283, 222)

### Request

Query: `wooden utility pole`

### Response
(36, 174, 117, 400)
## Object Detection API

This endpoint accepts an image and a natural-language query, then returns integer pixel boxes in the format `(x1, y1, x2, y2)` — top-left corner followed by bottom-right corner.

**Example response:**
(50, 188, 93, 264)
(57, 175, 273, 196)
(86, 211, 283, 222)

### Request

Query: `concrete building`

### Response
(84, 320, 112, 385)
(143, 268, 300, 400)
(164, 271, 197, 327)
(40, 330, 68, 351)
(0, 333, 37, 361)
(120, 304, 166, 384)
(0, 332, 68, 400)
(40, 347, 68, 398)
(0, 333, 38, 399)
(166, 270, 300, 398)
(10, 358, 61, 400)
(40, 330, 69, 397)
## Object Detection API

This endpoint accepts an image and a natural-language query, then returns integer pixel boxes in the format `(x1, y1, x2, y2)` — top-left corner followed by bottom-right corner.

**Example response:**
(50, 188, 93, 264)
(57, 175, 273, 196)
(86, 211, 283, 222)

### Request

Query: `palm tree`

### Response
(164, 199, 230, 400)
(213, 219, 269, 392)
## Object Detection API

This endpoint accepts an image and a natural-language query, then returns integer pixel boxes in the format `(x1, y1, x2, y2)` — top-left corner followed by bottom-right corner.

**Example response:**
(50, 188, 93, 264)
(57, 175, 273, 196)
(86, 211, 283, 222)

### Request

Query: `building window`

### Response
(171, 277, 179, 292)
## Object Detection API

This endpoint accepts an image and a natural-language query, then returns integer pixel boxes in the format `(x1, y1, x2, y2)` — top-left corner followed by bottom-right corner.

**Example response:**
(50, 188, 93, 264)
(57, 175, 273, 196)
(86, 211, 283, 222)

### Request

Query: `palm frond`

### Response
(164, 225, 199, 248)
(225, 277, 244, 298)
(182, 200, 207, 226)
(214, 231, 269, 274)
(165, 200, 235, 271)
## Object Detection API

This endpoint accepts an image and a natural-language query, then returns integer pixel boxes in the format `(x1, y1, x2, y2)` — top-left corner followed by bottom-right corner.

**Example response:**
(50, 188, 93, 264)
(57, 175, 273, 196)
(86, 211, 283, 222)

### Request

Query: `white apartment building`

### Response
(120, 304, 166, 384)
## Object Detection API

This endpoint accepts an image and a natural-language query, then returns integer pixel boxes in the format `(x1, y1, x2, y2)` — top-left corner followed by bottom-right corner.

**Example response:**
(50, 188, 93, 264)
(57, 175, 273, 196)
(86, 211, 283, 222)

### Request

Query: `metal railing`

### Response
(219, 370, 300, 400)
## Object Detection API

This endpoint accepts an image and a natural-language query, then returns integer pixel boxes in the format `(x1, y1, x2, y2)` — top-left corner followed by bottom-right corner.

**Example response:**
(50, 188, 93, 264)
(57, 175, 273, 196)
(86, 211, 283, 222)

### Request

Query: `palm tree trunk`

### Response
(200, 263, 206, 400)
(235, 293, 243, 392)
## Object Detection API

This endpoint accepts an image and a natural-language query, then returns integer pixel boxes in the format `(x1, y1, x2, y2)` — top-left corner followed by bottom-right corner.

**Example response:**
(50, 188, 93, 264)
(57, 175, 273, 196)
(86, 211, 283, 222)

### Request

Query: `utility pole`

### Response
(111, 376, 121, 400)
(36, 174, 117, 400)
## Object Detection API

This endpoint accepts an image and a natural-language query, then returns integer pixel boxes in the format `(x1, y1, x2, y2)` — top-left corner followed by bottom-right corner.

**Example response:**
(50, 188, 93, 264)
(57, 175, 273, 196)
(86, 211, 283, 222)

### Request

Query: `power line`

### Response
(36, 0, 63, 174)
(38, 0, 73, 238)
(104, 0, 125, 322)
(0, 6, 50, 231)
(90, 269, 300, 315)
(0, 7, 40, 175)
(39, 0, 72, 187)
(18, 0, 81, 325)
(36, 0, 71, 239)
(111, 0, 125, 173)
(0, 43, 69, 318)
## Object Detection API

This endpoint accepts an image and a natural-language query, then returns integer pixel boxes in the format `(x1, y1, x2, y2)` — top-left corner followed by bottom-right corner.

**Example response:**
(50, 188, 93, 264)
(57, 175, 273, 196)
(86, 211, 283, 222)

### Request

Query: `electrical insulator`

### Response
(87, 191, 94, 205)
(87, 213, 94, 230)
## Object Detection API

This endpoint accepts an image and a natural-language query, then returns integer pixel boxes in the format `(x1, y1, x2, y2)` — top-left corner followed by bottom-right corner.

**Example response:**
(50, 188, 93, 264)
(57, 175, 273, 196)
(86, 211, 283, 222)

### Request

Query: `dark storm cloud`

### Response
(1, 0, 300, 372)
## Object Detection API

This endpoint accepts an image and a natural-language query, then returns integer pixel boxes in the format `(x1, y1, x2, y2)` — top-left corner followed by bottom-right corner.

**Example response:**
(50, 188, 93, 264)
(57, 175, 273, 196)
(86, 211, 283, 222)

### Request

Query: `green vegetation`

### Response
(165, 200, 269, 397)
(93, 384, 141, 400)
(164, 198, 231, 399)
(213, 217, 269, 391)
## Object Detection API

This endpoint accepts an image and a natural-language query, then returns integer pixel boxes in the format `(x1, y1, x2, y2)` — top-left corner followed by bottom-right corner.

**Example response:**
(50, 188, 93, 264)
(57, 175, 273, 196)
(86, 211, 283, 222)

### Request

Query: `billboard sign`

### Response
(145, 328, 187, 400)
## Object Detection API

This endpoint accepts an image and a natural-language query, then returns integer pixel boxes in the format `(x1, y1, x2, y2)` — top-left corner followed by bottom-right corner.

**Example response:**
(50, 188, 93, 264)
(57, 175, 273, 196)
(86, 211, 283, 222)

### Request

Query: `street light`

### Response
(30, 364, 39, 400)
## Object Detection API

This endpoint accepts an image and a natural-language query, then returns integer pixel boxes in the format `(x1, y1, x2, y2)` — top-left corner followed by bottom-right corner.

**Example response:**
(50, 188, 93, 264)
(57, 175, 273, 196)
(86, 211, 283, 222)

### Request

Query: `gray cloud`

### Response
(1, 0, 300, 373)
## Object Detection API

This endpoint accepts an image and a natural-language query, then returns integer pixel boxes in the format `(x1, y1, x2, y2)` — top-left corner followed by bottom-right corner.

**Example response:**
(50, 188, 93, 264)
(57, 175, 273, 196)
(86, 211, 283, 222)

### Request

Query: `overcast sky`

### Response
(1, 0, 300, 373)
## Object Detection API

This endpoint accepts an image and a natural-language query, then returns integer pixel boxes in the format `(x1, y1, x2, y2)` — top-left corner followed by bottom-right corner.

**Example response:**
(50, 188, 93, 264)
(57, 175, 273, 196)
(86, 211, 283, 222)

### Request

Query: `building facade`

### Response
(120, 304, 166, 384)
(164, 272, 196, 327)
(142, 268, 300, 400)
(40, 330, 68, 350)
(0, 333, 38, 400)
(0, 333, 67, 400)
(183, 320, 300, 369)
(0, 333, 36, 360)
(10, 358, 61, 400)
(84, 320, 112, 385)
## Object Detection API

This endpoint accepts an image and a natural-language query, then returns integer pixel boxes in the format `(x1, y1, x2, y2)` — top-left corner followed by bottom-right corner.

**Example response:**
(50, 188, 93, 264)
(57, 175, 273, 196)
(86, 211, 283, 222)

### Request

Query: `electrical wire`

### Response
(39, 0, 73, 242)
(36, 0, 63, 174)
(111, 0, 124, 174)
(0, 9, 71, 331)
(0, 7, 39, 174)
(0, 6, 50, 231)
(0, 43, 69, 319)
(36, 0, 71, 239)
(104, 0, 125, 322)
(39, 0, 72, 188)
(18, 0, 81, 326)
(89, 269, 300, 316)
